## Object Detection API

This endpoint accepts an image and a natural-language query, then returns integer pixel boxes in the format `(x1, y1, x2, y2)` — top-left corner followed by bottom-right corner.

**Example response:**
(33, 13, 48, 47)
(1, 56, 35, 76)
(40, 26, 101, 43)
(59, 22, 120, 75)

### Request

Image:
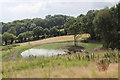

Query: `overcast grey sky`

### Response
(0, 0, 119, 22)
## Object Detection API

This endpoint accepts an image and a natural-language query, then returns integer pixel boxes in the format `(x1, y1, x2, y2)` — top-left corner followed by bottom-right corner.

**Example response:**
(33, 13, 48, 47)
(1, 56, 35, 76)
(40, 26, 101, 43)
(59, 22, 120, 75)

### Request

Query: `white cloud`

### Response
(48, 0, 119, 2)
(0, 0, 119, 22)
(7, 3, 45, 14)
(0, 0, 119, 3)
(0, 0, 48, 22)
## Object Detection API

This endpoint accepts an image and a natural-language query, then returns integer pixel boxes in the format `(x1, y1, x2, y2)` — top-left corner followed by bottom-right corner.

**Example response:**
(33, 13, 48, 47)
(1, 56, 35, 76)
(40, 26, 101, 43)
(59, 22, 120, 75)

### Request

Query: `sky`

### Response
(0, 0, 119, 22)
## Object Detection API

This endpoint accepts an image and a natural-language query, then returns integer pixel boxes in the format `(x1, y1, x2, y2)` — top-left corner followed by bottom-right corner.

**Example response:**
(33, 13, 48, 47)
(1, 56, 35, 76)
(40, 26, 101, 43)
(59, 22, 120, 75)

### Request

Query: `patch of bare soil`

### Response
(58, 45, 84, 51)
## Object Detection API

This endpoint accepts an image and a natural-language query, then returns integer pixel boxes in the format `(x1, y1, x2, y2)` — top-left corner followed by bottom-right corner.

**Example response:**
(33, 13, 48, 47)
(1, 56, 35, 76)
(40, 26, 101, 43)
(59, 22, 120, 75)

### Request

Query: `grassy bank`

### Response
(35, 42, 102, 51)
(1, 45, 33, 61)
(1, 40, 102, 61)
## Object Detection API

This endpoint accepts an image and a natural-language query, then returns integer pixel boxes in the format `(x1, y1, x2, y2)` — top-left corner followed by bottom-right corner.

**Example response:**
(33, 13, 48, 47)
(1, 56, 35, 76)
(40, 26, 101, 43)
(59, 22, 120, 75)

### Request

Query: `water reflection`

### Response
(21, 49, 67, 57)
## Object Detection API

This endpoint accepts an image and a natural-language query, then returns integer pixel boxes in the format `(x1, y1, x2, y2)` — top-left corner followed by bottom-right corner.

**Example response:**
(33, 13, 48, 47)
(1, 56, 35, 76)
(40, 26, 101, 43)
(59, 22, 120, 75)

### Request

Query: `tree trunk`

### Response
(5, 40, 7, 45)
(74, 34, 77, 46)
(90, 33, 96, 40)
(45, 34, 47, 38)
(20, 38, 23, 43)
(10, 40, 13, 44)
(37, 35, 39, 40)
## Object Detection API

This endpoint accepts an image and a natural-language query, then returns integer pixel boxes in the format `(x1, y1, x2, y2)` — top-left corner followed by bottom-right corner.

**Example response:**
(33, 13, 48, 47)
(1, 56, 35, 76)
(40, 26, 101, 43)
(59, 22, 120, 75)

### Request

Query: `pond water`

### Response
(21, 48, 67, 57)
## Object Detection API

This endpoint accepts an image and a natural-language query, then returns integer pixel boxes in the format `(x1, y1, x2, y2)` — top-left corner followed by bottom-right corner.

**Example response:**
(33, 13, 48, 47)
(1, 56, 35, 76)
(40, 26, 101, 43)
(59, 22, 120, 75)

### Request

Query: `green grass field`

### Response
(35, 42, 102, 51)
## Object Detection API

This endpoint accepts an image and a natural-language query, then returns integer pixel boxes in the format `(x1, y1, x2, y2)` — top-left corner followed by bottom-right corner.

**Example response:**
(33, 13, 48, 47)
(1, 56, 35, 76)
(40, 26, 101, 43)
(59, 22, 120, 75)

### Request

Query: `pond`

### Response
(21, 48, 67, 57)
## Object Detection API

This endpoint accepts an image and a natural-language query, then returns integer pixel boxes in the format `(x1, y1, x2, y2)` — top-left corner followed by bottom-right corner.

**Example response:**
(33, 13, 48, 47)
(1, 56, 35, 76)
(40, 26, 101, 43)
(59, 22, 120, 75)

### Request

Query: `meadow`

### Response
(1, 35, 119, 78)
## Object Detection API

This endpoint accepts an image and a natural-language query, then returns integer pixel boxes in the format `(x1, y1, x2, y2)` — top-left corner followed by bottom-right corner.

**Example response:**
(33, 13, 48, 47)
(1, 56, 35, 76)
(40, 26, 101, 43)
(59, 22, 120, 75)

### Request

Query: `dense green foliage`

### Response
(93, 3, 120, 49)
(17, 31, 33, 42)
(1, 3, 120, 49)
(33, 26, 44, 39)
(2, 32, 16, 45)
(64, 3, 120, 49)
(2, 15, 71, 45)
(80, 10, 99, 39)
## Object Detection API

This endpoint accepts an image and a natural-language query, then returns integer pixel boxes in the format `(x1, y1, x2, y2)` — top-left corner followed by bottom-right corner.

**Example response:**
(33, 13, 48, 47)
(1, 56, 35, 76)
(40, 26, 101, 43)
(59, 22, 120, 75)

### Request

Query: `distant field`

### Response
(19, 34, 90, 46)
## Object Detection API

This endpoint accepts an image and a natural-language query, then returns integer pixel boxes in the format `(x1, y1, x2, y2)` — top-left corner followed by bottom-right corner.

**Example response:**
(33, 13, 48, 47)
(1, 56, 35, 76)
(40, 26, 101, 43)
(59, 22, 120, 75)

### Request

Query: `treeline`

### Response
(1, 2, 120, 49)
(64, 2, 120, 49)
(1, 15, 71, 45)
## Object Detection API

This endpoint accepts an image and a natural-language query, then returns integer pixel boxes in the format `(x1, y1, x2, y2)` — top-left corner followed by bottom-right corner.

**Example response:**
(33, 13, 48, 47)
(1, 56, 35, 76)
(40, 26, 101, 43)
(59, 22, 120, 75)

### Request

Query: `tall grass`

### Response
(2, 54, 91, 78)
(2, 49, 119, 78)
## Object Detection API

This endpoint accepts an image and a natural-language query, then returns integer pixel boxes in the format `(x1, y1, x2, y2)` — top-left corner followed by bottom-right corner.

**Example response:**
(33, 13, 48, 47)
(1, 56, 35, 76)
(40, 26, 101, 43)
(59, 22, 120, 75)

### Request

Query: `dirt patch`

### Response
(58, 45, 84, 51)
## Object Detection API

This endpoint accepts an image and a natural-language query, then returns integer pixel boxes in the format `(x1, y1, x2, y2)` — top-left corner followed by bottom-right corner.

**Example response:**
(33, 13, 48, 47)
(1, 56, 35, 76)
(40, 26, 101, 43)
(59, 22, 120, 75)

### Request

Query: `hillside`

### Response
(19, 34, 90, 46)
